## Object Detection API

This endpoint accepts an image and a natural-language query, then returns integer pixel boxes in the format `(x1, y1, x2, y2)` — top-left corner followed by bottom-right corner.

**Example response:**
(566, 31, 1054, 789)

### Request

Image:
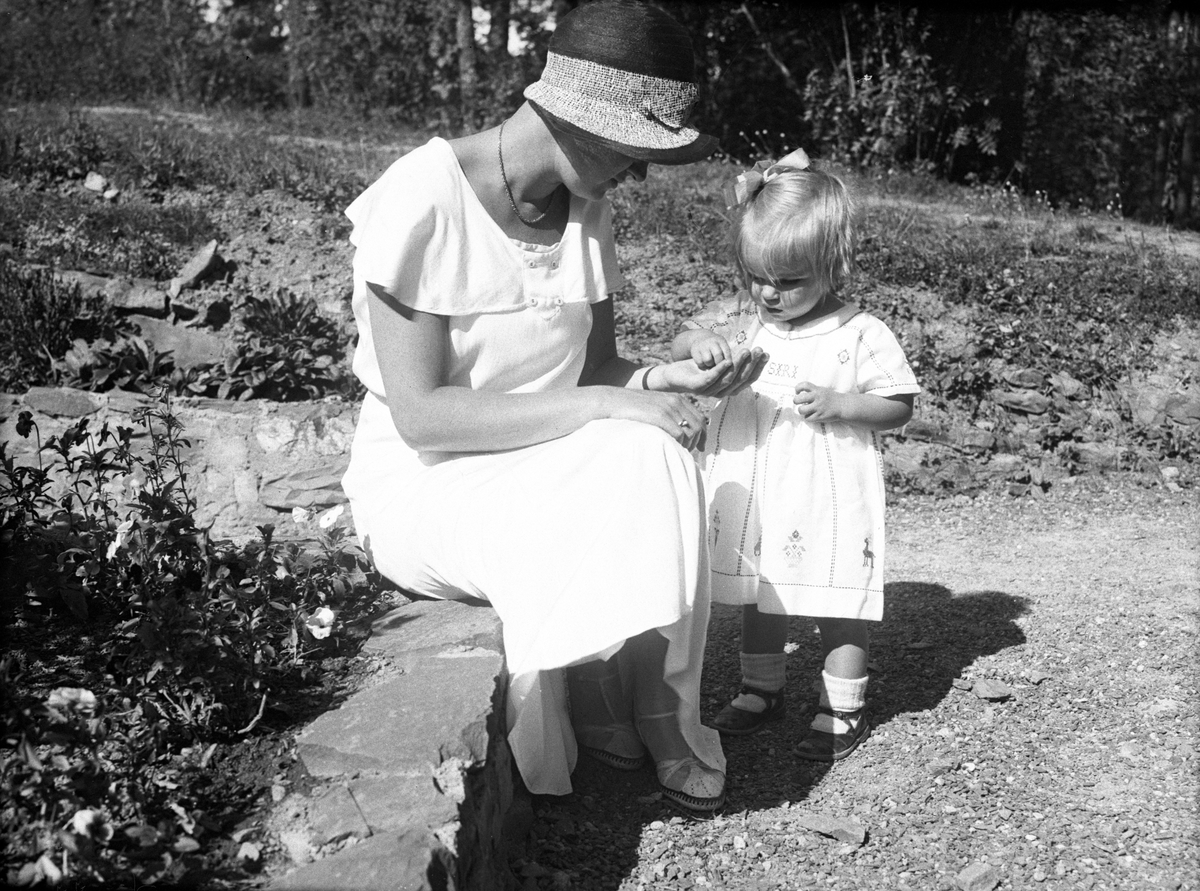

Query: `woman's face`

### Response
(558, 135, 649, 199)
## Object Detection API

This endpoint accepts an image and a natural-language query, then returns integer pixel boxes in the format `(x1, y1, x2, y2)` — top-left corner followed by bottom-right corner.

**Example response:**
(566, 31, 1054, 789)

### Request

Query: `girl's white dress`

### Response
(686, 295, 920, 620)
(340, 138, 723, 795)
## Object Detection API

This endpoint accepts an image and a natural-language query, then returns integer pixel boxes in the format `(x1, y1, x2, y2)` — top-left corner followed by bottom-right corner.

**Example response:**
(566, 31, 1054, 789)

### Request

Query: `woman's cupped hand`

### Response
(614, 348, 767, 448)
(660, 346, 767, 400)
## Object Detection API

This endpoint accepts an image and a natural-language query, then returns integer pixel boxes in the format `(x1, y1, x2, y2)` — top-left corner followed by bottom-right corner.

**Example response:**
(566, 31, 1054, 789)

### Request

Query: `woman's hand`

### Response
(608, 388, 709, 449)
(655, 347, 768, 399)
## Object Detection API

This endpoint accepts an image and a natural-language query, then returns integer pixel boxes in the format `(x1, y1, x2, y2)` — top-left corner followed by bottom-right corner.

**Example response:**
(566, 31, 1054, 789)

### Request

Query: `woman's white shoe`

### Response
(656, 758, 726, 813)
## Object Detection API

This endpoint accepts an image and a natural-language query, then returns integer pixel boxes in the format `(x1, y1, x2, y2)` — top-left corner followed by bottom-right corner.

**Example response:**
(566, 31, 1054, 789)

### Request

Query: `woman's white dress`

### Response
(687, 296, 920, 620)
(340, 138, 723, 795)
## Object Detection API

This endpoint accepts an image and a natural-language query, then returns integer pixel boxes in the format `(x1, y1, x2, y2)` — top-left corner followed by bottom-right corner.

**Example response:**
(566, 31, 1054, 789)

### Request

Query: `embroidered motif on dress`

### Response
(783, 530, 805, 567)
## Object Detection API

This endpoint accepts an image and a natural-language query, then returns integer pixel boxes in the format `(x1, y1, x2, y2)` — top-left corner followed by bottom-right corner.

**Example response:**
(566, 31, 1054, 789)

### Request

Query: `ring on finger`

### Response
(678, 419, 691, 429)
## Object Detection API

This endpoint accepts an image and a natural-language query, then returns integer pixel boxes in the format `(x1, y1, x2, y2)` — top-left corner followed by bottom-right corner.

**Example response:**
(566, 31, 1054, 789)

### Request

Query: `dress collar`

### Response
(756, 302, 861, 340)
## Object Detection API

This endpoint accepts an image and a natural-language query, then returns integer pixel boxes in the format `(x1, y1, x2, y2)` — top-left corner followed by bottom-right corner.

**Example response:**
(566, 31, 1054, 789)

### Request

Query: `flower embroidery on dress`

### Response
(838, 349, 850, 364)
(736, 330, 747, 344)
(783, 530, 805, 566)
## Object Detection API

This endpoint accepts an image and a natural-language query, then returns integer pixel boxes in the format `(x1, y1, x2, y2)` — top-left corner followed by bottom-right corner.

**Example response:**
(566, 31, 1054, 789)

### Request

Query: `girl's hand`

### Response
(793, 382, 847, 423)
(656, 347, 768, 399)
(690, 333, 733, 370)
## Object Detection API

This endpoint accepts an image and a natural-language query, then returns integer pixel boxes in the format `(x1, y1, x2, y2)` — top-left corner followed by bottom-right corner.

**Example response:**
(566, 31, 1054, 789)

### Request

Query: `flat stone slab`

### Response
(367, 600, 503, 662)
(309, 785, 371, 846)
(272, 828, 449, 891)
(133, 317, 229, 368)
(260, 465, 350, 510)
(296, 648, 504, 778)
(22, 386, 103, 418)
(348, 774, 459, 834)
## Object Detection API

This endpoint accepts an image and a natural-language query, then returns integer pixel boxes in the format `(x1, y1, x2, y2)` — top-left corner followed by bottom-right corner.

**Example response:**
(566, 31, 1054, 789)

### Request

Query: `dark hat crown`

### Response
(551, 0, 697, 84)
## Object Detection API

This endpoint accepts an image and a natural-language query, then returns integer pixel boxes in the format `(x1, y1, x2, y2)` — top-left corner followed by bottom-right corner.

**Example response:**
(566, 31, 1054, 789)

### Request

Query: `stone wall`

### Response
(2, 386, 357, 541)
(1, 388, 528, 888)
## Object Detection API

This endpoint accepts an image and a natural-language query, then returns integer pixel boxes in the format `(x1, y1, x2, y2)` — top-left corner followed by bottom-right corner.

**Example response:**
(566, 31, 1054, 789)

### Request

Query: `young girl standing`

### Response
(670, 149, 919, 760)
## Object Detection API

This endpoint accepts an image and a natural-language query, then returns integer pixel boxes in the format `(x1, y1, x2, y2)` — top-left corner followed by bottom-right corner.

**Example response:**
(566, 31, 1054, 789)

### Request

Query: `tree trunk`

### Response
(1177, 111, 1195, 223)
(1153, 116, 1170, 218)
(456, 0, 479, 129)
(486, 0, 510, 57)
(840, 6, 856, 100)
(283, 0, 309, 110)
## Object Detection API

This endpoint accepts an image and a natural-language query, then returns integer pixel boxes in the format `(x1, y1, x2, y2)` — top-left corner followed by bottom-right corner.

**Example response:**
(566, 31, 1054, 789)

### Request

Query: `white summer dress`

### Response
(686, 295, 920, 620)
(340, 138, 723, 795)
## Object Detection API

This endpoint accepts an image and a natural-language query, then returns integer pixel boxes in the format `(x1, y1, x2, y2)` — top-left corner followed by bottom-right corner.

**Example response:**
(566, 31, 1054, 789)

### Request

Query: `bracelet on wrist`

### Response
(625, 367, 652, 390)
(642, 366, 654, 389)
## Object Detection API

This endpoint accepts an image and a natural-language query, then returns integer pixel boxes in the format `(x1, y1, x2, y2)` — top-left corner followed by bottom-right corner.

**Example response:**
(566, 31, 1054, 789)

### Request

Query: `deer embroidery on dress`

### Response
(862, 536, 875, 569)
(710, 510, 721, 548)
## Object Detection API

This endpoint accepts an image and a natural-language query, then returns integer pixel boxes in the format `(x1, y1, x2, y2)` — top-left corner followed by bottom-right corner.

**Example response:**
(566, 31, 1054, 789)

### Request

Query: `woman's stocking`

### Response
(566, 657, 644, 760)
(626, 630, 724, 800)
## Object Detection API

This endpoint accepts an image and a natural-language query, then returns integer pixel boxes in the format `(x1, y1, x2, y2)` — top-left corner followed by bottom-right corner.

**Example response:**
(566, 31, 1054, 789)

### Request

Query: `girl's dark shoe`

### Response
(709, 686, 785, 736)
(795, 706, 870, 762)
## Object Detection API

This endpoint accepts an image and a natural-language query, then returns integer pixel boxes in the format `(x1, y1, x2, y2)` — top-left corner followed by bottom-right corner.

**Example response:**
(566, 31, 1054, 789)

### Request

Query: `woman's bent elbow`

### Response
(388, 409, 437, 452)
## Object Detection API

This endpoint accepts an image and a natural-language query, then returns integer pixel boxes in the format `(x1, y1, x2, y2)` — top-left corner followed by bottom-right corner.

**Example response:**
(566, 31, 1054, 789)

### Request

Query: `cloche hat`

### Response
(524, 0, 718, 165)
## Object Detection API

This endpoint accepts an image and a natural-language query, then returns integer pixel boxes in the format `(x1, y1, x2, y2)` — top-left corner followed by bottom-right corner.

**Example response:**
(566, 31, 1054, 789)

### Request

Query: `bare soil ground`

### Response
(517, 474, 1197, 891)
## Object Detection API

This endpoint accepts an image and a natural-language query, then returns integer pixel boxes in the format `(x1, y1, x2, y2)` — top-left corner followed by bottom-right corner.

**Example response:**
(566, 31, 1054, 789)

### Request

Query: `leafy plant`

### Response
(0, 259, 126, 392)
(1, 394, 382, 884)
(53, 335, 184, 396)
(0, 115, 105, 185)
(190, 288, 360, 401)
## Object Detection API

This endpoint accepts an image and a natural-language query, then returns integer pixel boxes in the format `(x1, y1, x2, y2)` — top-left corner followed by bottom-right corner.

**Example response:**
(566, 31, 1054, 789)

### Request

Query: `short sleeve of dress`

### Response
(847, 313, 922, 397)
(345, 188, 434, 308)
(683, 292, 757, 346)
(587, 200, 626, 297)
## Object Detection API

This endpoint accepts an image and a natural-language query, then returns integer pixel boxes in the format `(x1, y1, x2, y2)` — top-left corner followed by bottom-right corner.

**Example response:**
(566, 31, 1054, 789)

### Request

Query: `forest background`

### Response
(1, 0, 1197, 231)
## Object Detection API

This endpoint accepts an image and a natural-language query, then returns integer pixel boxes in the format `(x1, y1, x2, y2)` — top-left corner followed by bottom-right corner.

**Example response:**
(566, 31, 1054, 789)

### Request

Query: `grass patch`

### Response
(0, 106, 399, 211)
(0, 187, 217, 279)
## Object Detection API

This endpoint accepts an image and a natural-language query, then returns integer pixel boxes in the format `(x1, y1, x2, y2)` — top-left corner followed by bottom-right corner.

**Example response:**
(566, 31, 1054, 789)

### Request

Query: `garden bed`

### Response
(1, 104, 1197, 888)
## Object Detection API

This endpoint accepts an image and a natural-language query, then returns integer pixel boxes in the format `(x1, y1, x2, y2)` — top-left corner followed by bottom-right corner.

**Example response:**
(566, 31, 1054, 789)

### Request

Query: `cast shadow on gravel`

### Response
(871, 581, 1030, 720)
(519, 585, 1030, 889)
(701, 583, 1030, 814)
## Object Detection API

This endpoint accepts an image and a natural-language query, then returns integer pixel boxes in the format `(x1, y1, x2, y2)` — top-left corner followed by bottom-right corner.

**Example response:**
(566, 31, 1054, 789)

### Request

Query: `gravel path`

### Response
(514, 475, 1197, 891)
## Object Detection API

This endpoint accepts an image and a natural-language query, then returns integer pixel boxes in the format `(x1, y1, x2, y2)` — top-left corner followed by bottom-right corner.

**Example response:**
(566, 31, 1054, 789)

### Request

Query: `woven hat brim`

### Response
(527, 97, 718, 166)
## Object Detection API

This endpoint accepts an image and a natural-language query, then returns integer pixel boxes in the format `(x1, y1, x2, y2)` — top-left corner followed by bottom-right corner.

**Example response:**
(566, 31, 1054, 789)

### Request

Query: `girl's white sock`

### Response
(812, 672, 868, 734)
(816, 670, 867, 717)
(731, 652, 786, 713)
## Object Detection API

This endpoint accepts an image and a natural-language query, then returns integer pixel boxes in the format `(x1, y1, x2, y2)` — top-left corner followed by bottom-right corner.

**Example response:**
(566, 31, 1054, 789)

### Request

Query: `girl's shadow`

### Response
(703, 581, 1029, 809)
(515, 583, 1028, 889)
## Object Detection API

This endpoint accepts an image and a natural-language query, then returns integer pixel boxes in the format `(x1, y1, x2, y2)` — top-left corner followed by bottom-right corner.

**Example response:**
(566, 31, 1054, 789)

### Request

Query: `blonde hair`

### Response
(731, 167, 854, 295)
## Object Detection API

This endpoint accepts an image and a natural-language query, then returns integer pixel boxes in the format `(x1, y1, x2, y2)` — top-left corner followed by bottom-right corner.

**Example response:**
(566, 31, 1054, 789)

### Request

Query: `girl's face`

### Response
(744, 261, 833, 324)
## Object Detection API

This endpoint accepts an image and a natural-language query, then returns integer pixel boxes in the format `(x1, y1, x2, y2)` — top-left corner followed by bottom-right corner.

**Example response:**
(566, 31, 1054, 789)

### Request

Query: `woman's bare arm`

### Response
(368, 286, 708, 452)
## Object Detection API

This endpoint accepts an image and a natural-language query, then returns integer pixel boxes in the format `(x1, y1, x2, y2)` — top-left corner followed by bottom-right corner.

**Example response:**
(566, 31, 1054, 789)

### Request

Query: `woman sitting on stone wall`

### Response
(340, 0, 764, 813)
